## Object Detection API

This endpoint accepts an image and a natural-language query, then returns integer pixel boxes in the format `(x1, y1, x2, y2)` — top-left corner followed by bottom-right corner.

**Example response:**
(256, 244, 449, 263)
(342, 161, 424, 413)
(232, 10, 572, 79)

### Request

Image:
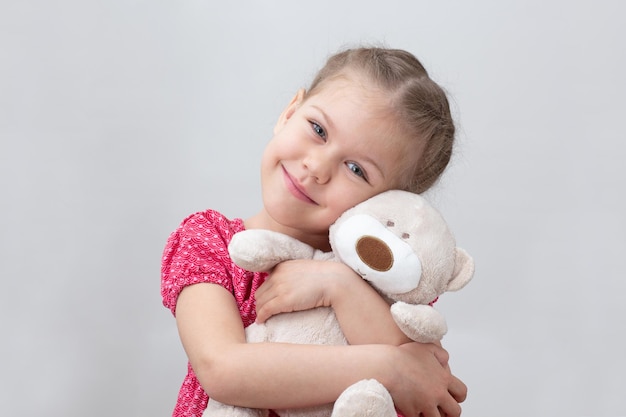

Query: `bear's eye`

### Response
(386, 220, 395, 227)
(402, 233, 410, 239)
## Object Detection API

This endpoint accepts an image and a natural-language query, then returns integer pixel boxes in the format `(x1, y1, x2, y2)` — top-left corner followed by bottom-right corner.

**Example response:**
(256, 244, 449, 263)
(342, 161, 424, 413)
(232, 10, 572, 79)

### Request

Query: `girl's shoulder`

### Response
(176, 209, 246, 241)
(162, 209, 245, 281)
(161, 209, 250, 316)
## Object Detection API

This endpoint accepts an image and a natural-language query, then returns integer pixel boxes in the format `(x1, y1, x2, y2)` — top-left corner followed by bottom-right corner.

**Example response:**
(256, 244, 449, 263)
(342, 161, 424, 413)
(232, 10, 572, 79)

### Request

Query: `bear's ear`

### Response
(446, 248, 474, 292)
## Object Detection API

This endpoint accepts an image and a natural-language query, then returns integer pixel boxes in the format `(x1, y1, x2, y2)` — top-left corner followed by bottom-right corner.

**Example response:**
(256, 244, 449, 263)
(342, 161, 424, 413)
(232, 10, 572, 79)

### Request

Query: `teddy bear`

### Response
(203, 190, 474, 417)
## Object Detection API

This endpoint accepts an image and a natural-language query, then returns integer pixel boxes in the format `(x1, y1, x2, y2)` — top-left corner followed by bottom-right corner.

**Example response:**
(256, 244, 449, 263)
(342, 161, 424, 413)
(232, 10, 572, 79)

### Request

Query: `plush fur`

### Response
(204, 190, 474, 417)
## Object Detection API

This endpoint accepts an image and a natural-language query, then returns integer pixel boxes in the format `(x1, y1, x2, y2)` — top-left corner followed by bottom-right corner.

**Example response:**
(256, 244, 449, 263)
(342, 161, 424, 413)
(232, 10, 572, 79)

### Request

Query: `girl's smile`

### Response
(282, 165, 318, 205)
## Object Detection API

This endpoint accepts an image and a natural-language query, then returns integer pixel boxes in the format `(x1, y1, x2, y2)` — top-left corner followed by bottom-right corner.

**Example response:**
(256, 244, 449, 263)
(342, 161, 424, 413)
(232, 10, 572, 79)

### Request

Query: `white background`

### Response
(1, 1, 625, 416)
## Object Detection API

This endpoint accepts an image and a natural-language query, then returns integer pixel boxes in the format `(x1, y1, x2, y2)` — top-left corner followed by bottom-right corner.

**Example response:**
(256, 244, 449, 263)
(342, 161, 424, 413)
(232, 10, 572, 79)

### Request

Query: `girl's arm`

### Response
(254, 259, 412, 345)
(176, 282, 465, 417)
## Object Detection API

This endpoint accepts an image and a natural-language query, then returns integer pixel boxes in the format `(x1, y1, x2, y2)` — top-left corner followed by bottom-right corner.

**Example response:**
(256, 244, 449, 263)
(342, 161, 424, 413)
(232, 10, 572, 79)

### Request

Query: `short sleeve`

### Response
(161, 211, 237, 316)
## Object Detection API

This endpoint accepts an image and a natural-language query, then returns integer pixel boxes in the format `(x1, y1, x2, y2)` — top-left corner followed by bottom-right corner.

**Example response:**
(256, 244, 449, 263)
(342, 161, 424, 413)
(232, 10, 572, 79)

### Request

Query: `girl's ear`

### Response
(273, 88, 306, 134)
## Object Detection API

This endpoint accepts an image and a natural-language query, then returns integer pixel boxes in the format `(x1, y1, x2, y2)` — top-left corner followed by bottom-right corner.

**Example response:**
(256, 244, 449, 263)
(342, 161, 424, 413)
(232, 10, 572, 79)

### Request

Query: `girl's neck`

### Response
(244, 212, 331, 252)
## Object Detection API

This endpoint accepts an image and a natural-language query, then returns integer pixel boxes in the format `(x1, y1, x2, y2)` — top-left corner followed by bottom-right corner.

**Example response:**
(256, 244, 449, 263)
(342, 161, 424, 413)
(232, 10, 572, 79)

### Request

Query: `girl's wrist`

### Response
(372, 344, 400, 392)
(324, 262, 361, 307)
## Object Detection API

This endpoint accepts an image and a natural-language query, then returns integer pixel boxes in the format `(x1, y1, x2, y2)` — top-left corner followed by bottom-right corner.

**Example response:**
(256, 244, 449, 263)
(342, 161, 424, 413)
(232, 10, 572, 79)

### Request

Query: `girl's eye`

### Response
(310, 121, 326, 139)
(347, 162, 367, 181)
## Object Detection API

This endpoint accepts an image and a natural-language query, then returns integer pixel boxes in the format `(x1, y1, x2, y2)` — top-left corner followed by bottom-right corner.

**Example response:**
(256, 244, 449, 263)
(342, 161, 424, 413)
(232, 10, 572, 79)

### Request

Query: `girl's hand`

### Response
(389, 342, 467, 417)
(254, 259, 354, 323)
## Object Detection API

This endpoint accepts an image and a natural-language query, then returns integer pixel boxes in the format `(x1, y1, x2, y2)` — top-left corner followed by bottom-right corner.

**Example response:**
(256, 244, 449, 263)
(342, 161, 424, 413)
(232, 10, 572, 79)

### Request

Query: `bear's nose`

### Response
(356, 236, 394, 271)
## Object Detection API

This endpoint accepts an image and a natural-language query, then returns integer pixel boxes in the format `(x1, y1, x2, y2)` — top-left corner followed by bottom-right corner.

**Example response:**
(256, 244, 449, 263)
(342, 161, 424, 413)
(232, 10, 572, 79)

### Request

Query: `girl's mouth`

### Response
(282, 166, 318, 205)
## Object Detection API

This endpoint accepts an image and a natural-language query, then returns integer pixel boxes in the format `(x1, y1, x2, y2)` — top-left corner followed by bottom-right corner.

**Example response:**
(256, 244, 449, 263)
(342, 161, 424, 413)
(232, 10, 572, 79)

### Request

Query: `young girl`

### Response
(162, 47, 467, 417)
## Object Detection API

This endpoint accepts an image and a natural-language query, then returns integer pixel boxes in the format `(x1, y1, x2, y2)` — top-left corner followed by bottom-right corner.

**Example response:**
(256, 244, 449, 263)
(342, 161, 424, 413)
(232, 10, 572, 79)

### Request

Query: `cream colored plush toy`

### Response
(204, 190, 474, 417)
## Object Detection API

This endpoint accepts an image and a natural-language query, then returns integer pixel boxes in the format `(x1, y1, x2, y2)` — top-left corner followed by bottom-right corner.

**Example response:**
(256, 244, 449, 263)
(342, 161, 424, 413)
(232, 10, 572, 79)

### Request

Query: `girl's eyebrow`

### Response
(362, 154, 386, 181)
(309, 105, 335, 131)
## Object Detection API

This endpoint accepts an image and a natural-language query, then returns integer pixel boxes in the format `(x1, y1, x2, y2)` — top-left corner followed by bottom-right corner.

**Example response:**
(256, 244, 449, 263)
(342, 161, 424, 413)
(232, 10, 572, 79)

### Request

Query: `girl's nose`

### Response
(303, 150, 331, 184)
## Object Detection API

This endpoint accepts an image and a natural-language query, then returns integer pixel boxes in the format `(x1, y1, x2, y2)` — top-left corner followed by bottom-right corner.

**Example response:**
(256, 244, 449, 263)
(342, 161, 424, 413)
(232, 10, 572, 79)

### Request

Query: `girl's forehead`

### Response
(306, 77, 408, 141)
(305, 79, 398, 125)
(309, 73, 389, 102)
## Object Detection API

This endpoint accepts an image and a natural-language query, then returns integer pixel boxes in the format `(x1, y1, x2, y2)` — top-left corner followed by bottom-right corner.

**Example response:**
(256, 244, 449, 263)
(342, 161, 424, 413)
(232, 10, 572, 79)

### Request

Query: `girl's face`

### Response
(257, 76, 421, 246)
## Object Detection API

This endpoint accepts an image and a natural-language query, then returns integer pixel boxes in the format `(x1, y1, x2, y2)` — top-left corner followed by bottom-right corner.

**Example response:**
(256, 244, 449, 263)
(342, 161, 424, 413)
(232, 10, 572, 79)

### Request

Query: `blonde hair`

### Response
(306, 47, 455, 193)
